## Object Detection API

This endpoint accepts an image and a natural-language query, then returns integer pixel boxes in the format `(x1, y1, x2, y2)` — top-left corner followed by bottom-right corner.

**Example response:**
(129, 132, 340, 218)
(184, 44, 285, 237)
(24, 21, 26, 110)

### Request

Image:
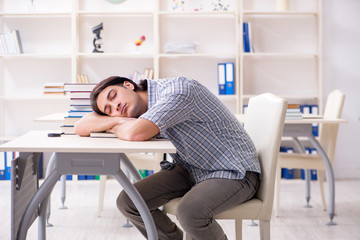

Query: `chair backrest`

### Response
(244, 93, 287, 219)
(319, 90, 345, 163)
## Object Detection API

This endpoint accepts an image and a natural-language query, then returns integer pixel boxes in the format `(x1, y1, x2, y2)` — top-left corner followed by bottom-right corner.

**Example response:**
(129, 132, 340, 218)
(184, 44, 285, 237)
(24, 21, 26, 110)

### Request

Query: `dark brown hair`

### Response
(90, 76, 148, 115)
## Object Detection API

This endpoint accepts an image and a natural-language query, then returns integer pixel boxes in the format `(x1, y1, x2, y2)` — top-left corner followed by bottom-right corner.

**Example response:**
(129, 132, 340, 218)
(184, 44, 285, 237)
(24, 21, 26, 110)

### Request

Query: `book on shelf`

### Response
(76, 74, 89, 84)
(164, 42, 197, 54)
(0, 30, 23, 55)
(43, 82, 65, 95)
(286, 104, 302, 120)
(70, 98, 91, 105)
(243, 22, 254, 53)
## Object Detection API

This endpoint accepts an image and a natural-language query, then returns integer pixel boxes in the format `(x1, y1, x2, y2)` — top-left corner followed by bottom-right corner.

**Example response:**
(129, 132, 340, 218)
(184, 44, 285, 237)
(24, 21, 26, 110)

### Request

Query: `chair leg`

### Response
(235, 219, 243, 240)
(274, 167, 282, 217)
(259, 220, 270, 240)
(318, 169, 327, 211)
(98, 175, 107, 217)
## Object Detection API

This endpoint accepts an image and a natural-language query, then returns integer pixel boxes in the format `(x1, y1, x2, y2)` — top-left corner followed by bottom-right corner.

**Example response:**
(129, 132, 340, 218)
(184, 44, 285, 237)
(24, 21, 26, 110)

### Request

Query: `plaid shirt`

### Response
(140, 77, 261, 184)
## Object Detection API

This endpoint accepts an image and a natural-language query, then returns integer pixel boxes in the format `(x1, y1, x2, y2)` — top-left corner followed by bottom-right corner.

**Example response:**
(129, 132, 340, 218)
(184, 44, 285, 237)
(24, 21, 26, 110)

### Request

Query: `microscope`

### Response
(92, 22, 104, 53)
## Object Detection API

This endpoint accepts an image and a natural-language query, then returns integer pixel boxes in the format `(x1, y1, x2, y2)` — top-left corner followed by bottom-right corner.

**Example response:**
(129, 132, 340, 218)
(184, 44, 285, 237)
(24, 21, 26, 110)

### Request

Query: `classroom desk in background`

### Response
(0, 130, 176, 240)
(237, 114, 347, 225)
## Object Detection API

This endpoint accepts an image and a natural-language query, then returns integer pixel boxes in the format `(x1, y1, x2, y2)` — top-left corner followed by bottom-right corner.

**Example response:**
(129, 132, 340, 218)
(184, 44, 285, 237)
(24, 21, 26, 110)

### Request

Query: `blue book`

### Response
(225, 62, 235, 95)
(243, 22, 250, 52)
(78, 175, 86, 180)
(217, 63, 226, 95)
(4, 152, 13, 180)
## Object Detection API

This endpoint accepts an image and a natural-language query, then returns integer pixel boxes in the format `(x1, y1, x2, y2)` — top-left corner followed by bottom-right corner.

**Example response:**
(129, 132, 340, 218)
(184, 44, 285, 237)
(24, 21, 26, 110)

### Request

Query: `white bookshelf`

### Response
(0, 0, 322, 138)
(240, 0, 323, 111)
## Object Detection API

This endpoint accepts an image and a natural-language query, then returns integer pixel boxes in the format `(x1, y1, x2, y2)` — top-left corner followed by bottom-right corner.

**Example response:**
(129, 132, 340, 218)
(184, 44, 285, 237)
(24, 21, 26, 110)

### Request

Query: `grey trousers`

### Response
(117, 164, 260, 240)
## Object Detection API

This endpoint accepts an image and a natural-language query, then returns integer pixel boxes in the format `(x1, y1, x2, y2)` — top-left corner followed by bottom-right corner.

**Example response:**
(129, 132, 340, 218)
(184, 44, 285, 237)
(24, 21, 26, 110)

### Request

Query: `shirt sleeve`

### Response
(139, 78, 195, 133)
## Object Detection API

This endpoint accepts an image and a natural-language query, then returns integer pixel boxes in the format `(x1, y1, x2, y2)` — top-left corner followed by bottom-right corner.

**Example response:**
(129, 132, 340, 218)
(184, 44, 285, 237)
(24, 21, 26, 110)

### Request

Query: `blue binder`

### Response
(225, 62, 235, 95)
(0, 153, 6, 180)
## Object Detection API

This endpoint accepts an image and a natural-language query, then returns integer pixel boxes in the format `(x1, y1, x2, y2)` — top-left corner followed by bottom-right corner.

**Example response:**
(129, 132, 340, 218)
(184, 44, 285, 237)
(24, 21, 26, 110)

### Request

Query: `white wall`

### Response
(323, 0, 360, 178)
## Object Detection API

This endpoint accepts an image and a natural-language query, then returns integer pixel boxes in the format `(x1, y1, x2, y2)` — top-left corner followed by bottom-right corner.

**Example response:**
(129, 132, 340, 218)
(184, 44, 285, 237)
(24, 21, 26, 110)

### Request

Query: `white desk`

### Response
(237, 114, 347, 225)
(0, 130, 176, 240)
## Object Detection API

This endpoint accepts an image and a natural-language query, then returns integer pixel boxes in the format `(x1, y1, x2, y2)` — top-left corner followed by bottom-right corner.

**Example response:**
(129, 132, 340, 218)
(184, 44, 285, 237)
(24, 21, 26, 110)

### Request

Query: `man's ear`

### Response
(123, 81, 135, 90)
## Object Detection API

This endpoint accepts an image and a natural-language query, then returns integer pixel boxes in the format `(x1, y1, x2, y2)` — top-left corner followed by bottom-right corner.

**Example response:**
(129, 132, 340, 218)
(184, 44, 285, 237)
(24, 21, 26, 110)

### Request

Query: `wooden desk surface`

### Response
(0, 130, 176, 154)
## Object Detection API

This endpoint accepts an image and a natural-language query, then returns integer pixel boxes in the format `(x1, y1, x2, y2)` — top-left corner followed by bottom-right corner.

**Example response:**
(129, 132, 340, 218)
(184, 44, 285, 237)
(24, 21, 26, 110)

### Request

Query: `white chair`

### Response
(275, 89, 345, 216)
(97, 153, 163, 217)
(163, 93, 287, 240)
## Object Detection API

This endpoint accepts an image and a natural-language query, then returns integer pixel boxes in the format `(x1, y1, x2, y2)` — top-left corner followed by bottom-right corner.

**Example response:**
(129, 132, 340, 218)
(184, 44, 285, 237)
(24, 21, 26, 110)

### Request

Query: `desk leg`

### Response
(308, 135, 336, 225)
(17, 170, 61, 240)
(113, 170, 158, 240)
(45, 153, 56, 227)
(59, 175, 68, 209)
(292, 137, 312, 208)
(119, 153, 142, 182)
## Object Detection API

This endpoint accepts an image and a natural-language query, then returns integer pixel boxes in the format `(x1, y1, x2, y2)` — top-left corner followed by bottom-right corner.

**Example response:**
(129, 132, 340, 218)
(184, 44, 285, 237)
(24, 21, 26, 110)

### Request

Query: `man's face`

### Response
(96, 81, 142, 118)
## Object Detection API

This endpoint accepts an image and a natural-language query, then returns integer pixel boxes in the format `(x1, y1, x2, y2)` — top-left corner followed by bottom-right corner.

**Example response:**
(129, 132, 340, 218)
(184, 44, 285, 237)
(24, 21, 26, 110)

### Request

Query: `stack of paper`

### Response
(164, 43, 196, 54)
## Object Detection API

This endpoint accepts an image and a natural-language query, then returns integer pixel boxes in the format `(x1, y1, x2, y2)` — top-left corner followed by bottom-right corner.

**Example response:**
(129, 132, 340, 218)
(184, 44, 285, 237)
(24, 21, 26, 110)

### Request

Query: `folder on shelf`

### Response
(225, 62, 235, 95)
(0, 153, 6, 180)
(217, 63, 226, 95)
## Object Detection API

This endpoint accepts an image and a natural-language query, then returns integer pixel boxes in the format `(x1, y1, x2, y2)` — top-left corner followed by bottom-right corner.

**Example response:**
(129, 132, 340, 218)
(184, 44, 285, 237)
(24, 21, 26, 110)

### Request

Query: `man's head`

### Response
(90, 76, 148, 117)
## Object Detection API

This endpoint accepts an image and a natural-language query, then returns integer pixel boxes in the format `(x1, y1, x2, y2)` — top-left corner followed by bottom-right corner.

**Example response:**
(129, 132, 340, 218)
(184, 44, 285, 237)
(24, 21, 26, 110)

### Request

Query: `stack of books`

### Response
(43, 82, 65, 95)
(132, 68, 154, 83)
(61, 83, 97, 134)
(286, 104, 303, 120)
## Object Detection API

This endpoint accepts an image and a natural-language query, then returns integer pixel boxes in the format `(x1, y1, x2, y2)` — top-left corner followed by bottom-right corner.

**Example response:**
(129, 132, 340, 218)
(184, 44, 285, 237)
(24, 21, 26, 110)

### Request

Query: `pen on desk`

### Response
(48, 132, 64, 137)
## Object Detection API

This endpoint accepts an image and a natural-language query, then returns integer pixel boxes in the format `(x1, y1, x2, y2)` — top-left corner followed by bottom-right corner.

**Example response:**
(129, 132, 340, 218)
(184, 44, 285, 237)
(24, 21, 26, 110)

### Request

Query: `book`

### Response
(225, 62, 234, 95)
(68, 110, 92, 117)
(217, 63, 226, 95)
(60, 125, 76, 135)
(243, 22, 250, 53)
(12, 30, 23, 54)
(64, 83, 97, 92)
(70, 104, 92, 111)
(69, 91, 91, 98)
(90, 131, 116, 138)
(64, 116, 82, 125)
(70, 98, 91, 105)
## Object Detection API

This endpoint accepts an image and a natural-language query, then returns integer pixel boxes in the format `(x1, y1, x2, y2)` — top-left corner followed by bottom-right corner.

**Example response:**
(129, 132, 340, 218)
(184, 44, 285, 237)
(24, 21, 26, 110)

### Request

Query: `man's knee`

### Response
(117, 190, 136, 215)
(176, 198, 207, 231)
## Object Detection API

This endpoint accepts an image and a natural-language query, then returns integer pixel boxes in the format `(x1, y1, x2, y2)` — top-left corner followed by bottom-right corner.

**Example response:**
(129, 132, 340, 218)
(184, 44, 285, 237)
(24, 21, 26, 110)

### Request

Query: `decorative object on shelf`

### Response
(92, 22, 104, 53)
(171, 0, 185, 12)
(134, 35, 146, 53)
(212, 0, 229, 12)
(276, 0, 290, 11)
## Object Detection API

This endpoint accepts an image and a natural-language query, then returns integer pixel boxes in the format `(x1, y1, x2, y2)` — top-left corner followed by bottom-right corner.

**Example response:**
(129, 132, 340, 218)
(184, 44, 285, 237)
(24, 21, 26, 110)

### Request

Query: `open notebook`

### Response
(90, 131, 116, 138)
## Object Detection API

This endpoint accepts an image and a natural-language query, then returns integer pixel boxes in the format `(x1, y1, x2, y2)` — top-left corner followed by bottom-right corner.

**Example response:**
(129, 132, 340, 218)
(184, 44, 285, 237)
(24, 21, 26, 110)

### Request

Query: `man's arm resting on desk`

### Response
(74, 112, 160, 141)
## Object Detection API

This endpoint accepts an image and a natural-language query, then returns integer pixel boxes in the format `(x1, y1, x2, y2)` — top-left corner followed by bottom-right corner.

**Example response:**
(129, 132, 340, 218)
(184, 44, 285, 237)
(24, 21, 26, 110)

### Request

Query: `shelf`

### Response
(77, 11, 153, 16)
(242, 53, 319, 58)
(0, 12, 71, 17)
(1, 95, 70, 101)
(243, 10, 319, 16)
(158, 11, 236, 16)
(158, 53, 236, 59)
(0, 54, 72, 59)
(78, 53, 154, 58)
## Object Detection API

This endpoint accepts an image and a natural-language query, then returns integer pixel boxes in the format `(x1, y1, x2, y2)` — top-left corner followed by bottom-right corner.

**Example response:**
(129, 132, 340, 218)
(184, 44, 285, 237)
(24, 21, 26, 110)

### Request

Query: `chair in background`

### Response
(164, 93, 287, 240)
(274, 89, 345, 216)
(97, 153, 163, 217)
